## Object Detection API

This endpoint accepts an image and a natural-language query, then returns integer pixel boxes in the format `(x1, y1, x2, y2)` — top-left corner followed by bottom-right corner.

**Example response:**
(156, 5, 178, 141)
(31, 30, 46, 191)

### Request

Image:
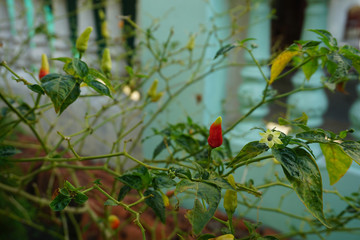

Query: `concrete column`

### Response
(287, 0, 329, 127)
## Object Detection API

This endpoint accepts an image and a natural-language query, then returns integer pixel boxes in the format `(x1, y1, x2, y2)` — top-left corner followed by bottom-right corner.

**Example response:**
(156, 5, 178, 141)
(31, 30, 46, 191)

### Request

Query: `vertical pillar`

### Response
(203, 0, 230, 125)
(349, 85, 360, 139)
(229, 0, 270, 148)
(287, 0, 329, 127)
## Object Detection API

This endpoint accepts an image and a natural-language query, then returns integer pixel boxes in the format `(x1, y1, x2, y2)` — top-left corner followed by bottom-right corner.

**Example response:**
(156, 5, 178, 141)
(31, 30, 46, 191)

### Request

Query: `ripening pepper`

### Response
(208, 116, 223, 148)
(108, 215, 120, 229)
(101, 48, 112, 76)
(39, 54, 49, 80)
(161, 192, 170, 207)
(76, 26, 93, 54)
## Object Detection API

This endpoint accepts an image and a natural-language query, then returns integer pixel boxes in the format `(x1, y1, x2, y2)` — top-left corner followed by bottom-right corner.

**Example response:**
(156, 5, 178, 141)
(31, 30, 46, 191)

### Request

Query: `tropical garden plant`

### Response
(0, 6, 360, 240)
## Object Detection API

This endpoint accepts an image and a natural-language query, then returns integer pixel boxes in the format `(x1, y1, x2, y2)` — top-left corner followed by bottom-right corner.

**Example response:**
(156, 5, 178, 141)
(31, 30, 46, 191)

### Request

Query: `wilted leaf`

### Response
(320, 143, 353, 185)
(270, 50, 299, 84)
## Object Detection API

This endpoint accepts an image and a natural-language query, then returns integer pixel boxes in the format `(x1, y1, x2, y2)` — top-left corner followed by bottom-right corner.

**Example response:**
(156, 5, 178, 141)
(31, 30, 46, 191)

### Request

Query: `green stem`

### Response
(0, 91, 48, 153)
(0, 60, 31, 85)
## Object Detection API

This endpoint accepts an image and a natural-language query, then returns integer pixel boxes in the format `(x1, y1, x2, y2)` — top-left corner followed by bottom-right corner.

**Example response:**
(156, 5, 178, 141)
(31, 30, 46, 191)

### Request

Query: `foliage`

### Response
(0, 4, 360, 240)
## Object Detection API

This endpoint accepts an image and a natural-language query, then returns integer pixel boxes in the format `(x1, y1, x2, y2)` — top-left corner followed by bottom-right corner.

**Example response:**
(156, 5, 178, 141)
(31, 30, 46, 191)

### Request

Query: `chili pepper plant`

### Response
(0, 14, 360, 240)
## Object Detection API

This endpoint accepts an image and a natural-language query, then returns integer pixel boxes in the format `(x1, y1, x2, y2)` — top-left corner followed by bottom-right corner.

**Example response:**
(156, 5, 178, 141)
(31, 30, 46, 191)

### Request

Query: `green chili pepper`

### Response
(223, 175, 237, 216)
(76, 26, 93, 54)
(101, 48, 112, 76)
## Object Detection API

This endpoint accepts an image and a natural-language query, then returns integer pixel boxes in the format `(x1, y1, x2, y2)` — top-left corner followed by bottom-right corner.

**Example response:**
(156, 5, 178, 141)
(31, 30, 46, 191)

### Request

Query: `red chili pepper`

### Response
(108, 215, 120, 229)
(208, 116, 223, 148)
(39, 54, 49, 80)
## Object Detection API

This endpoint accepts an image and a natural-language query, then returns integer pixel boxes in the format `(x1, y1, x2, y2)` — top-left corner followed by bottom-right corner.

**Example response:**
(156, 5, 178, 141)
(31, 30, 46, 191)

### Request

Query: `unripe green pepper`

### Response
(224, 189, 237, 216)
(76, 26, 93, 54)
(147, 79, 158, 98)
(101, 48, 112, 75)
(223, 174, 237, 216)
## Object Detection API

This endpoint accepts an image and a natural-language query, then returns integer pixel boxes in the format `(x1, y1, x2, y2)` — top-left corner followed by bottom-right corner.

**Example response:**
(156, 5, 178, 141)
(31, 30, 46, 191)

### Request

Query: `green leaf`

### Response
(41, 73, 81, 114)
(172, 167, 192, 179)
(51, 57, 72, 63)
(49, 193, 72, 211)
(341, 141, 360, 165)
(320, 143, 353, 185)
(88, 68, 113, 91)
(59, 188, 70, 197)
(214, 43, 236, 59)
(175, 179, 221, 234)
(309, 29, 338, 50)
(0, 145, 21, 158)
(27, 84, 45, 95)
(302, 58, 318, 80)
(152, 138, 168, 159)
(65, 180, 77, 191)
(73, 192, 88, 204)
(227, 141, 268, 167)
(84, 75, 111, 97)
(153, 175, 176, 189)
(296, 130, 329, 143)
(72, 58, 89, 78)
(278, 112, 309, 131)
(238, 38, 256, 45)
(272, 148, 300, 178)
(203, 175, 235, 190)
(274, 148, 330, 227)
(117, 185, 132, 201)
(144, 189, 166, 223)
(301, 40, 321, 49)
(174, 134, 199, 153)
(63, 62, 76, 75)
(339, 45, 360, 73)
(116, 166, 151, 190)
(327, 52, 352, 82)
(104, 199, 118, 206)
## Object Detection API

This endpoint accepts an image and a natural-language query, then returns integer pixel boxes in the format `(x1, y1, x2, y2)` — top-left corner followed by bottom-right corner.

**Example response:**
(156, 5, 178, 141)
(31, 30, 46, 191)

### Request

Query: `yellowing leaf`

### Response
(320, 143, 353, 185)
(270, 50, 299, 84)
